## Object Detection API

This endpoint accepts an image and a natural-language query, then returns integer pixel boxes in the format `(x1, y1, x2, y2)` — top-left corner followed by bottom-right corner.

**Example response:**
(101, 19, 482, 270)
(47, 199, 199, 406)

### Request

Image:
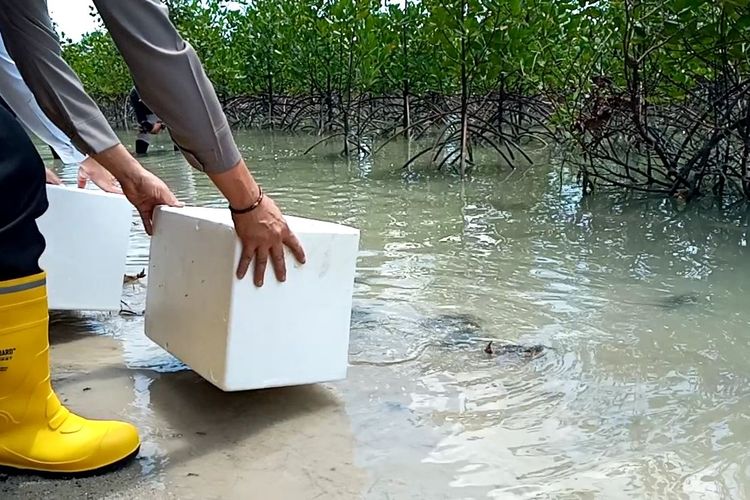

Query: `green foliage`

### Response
(61, 0, 750, 113)
(59, 0, 750, 198)
(166, 0, 244, 96)
(61, 30, 131, 99)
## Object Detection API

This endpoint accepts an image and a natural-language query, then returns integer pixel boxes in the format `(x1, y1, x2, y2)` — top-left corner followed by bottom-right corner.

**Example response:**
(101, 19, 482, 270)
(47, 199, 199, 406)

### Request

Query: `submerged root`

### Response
(119, 300, 144, 317)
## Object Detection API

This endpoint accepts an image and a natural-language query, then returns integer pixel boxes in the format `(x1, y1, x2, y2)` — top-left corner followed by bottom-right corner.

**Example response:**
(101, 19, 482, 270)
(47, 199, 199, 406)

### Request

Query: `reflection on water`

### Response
(45, 130, 750, 499)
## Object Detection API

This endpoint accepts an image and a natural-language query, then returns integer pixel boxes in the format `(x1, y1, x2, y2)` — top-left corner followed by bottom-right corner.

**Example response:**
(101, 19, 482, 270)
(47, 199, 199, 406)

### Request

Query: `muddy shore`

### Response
(1, 318, 366, 499)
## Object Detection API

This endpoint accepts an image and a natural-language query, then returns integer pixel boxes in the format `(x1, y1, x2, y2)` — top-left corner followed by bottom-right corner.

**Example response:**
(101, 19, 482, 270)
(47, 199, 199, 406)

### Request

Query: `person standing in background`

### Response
(129, 86, 178, 155)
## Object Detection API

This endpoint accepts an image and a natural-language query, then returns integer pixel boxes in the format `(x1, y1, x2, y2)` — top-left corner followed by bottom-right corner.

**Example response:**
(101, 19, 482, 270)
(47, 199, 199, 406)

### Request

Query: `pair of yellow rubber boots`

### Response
(0, 272, 140, 475)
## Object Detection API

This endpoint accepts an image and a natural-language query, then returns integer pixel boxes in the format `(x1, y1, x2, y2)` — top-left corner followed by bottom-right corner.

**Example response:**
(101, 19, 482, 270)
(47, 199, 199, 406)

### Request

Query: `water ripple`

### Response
(43, 132, 750, 498)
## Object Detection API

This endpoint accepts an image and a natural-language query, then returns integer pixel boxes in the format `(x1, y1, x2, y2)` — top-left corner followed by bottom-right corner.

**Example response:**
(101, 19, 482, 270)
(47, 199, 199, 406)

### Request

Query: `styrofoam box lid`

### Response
(157, 206, 360, 236)
(46, 183, 132, 201)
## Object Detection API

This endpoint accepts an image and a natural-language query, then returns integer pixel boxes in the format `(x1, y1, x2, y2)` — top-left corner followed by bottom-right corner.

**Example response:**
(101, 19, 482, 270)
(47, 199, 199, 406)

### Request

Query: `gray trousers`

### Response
(0, 0, 240, 174)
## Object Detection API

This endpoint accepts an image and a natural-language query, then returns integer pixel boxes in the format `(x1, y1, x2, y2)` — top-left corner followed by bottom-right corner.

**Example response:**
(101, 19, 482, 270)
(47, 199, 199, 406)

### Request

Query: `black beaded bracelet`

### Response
(229, 188, 264, 214)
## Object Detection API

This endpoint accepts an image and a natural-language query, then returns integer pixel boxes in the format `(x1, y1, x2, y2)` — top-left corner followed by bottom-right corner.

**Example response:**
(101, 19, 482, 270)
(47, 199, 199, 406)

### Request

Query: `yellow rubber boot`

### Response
(0, 272, 140, 475)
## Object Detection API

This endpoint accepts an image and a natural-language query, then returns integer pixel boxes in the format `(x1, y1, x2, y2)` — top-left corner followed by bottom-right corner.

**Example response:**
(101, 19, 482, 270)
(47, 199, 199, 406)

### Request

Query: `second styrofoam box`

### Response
(144, 206, 360, 392)
(37, 184, 132, 311)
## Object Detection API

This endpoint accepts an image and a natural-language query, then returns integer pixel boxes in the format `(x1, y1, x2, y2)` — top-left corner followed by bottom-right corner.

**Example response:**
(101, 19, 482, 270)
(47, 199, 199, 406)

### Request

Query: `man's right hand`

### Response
(232, 194, 306, 287)
(91, 144, 181, 235)
(208, 160, 306, 286)
(120, 168, 182, 235)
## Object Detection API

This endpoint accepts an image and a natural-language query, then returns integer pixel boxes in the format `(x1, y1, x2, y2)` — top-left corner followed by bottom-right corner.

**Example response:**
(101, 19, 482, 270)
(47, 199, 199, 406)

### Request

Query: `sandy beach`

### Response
(1, 317, 366, 499)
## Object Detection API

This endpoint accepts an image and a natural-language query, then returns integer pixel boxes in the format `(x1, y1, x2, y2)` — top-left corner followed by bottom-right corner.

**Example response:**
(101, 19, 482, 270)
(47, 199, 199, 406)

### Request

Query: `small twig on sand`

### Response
(123, 268, 146, 285)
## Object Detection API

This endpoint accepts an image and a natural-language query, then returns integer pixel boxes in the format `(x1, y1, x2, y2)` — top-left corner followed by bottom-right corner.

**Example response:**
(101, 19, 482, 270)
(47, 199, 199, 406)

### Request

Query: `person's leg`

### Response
(0, 105, 140, 476)
(0, 104, 47, 281)
(135, 129, 150, 155)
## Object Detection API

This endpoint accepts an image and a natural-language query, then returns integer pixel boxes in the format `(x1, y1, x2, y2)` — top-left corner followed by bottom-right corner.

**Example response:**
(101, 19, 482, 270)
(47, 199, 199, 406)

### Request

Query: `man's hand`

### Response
(208, 160, 306, 286)
(45, 167, 63, 185)
(120, 168, 182, 235)
(77, 157, 122, 194)
(232, 194, 306, 286)
(91, 144, 181, 235)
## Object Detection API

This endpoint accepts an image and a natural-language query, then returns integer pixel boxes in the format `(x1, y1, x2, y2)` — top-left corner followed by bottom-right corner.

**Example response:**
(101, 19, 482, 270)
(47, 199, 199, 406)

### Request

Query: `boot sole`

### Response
(0, 445, 140, 479)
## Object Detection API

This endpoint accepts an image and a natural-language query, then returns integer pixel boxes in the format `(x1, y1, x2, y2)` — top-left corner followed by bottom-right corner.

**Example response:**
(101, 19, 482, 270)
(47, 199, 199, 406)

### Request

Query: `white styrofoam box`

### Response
(144, 206, 360, 392)
(37, 184, 133, 311)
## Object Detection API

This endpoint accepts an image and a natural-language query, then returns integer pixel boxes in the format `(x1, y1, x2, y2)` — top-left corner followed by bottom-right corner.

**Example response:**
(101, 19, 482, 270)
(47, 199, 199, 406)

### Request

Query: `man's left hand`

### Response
(45, 167, 63, 185)
(77, 157, 122, 194)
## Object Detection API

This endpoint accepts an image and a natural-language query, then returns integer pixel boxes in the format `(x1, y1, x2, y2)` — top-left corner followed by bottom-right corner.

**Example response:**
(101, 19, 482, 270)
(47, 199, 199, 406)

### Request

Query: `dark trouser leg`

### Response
(0, 105, 48, 281)
(135, 130, 150, 155)
(0, 106, 141, 475)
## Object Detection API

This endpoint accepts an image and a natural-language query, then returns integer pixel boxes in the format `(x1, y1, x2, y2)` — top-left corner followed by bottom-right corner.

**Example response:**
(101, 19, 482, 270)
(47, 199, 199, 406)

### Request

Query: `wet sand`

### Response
(1, 315, 366, 499)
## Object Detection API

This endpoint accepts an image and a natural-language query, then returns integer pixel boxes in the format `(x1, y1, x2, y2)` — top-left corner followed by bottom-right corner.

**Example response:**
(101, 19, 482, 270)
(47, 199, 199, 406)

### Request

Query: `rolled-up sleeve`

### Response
(0, 0, 120, 157)
(93, 0, 240, 173)
(0, 0, 241, 174)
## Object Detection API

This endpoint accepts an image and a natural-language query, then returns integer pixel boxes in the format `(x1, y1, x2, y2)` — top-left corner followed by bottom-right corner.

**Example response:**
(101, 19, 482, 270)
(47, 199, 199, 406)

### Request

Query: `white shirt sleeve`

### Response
(0, 33, 86, 165)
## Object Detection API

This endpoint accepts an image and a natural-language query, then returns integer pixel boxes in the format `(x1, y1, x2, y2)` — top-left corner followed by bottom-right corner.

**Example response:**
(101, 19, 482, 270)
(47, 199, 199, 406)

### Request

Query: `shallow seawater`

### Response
(40, 130, 750, 499)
